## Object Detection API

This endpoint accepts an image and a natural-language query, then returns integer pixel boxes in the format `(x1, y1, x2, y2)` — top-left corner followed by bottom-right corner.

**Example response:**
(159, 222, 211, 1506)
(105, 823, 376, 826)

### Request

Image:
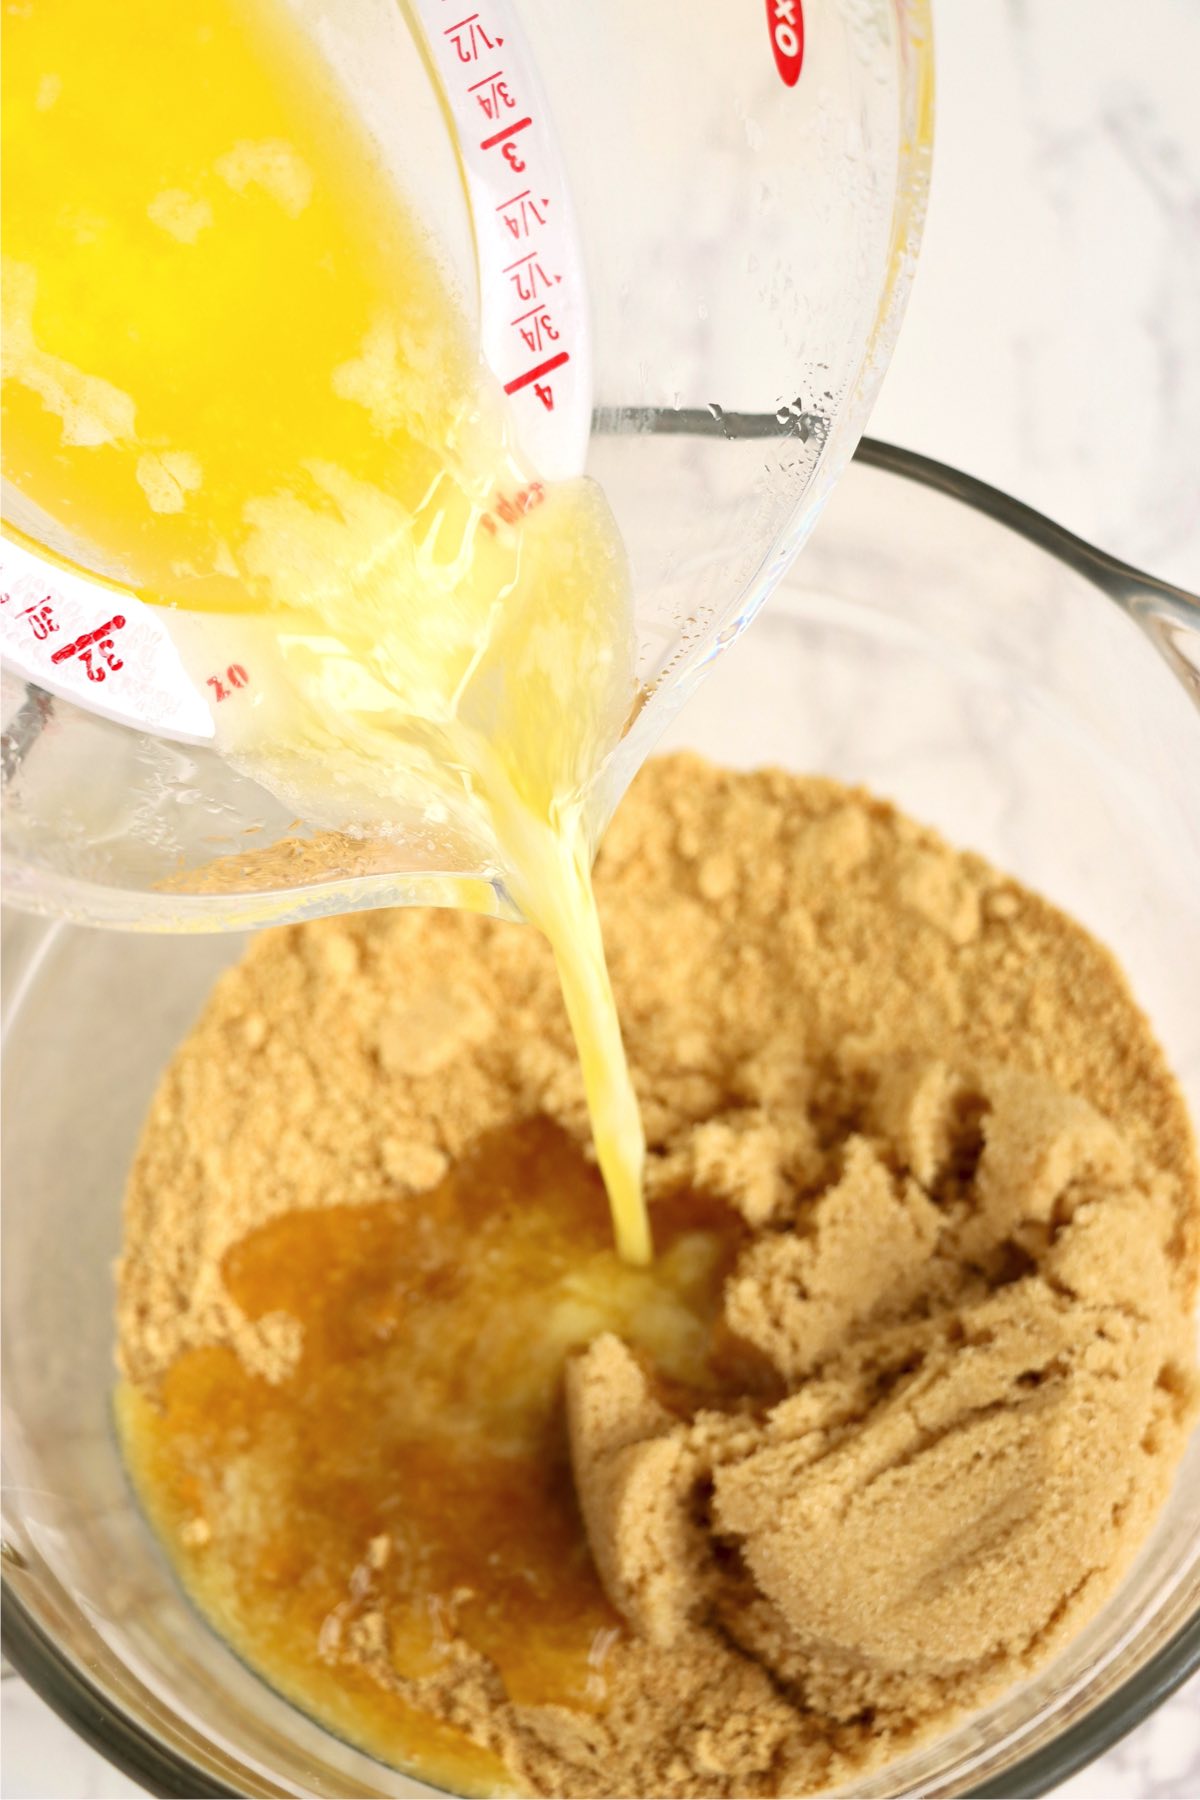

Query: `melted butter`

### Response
(116, 1121, 759, 1792)
(2, 0, 649, 1258)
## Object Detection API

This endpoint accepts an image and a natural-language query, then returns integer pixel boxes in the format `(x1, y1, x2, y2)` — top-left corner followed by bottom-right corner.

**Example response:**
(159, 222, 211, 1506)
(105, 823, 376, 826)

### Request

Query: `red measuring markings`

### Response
(480, 115, 531, 152)
(479, 480, 545, 535)
(207, 663, 250, 702)
(468, 69, 516, 120)
(50, 614, 126, 682)
(512, 303, 559, 353)
(412, 0, 589, 475)
(503, 248, 559, 303)
(50, 615, 125, 663)
(503, 350, 569, 411)
(17, 598, 58, 641)
(496, 188, 548, 241)
(444, 13, 502, 65)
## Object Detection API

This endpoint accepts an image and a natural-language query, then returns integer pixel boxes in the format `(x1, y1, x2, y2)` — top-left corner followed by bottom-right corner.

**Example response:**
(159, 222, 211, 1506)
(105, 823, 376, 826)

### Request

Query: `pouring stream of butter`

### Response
(2, 0, 650, 1261)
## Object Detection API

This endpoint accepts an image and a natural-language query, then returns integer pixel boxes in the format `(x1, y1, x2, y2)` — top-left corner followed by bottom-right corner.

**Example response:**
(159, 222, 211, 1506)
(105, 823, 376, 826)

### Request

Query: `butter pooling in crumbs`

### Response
(119, 754, 1199, 1798)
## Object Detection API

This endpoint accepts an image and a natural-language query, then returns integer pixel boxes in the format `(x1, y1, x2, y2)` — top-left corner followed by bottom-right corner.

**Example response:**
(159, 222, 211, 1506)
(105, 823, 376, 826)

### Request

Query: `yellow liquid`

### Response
(117, 1123, 762, 1793)
(2, 0, 649, 1259)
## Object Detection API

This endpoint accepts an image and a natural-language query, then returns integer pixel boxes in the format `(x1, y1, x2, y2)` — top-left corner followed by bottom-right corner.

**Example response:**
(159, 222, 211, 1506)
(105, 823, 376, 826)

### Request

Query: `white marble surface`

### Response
(871, 0, 1200, 594)
(4, 0, 1200, 1795)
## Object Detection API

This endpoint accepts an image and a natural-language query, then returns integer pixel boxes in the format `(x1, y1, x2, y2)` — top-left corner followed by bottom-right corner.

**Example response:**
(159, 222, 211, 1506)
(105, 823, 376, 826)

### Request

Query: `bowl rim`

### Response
(3, 436, 1198, 1800)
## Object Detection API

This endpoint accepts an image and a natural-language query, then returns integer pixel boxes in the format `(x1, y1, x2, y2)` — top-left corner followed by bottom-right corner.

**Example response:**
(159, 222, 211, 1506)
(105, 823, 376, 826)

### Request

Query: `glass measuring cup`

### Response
(1, 0, 933, 928)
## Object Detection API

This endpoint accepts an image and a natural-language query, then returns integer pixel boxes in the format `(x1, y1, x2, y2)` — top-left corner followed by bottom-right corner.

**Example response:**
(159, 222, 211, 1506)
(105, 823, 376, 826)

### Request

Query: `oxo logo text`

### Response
(766, 0, 804, 87)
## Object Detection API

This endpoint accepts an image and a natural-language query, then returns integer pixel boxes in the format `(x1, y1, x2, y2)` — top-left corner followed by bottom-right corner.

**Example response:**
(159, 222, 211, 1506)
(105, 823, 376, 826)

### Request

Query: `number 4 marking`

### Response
(534, 381, 554, 411)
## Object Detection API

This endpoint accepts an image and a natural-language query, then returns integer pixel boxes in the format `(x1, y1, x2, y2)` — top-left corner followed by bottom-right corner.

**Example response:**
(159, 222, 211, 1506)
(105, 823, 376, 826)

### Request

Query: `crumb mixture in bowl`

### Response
(116, 753, 1200, 1798)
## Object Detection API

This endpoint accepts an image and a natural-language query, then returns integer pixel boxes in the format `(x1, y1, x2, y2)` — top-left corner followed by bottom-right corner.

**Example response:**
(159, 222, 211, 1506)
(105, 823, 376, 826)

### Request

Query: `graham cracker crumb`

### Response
(119, 753, 1200, 1796)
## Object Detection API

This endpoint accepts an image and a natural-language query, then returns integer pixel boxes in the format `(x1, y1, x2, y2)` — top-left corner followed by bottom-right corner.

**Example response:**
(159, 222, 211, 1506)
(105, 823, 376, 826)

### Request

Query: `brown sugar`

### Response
(117, 753, 1200, 1797)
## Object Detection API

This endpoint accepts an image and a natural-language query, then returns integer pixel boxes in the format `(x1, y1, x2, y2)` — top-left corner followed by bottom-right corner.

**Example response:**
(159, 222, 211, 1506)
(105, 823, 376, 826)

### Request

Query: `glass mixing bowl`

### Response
(3, 442, 1198, 1799)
